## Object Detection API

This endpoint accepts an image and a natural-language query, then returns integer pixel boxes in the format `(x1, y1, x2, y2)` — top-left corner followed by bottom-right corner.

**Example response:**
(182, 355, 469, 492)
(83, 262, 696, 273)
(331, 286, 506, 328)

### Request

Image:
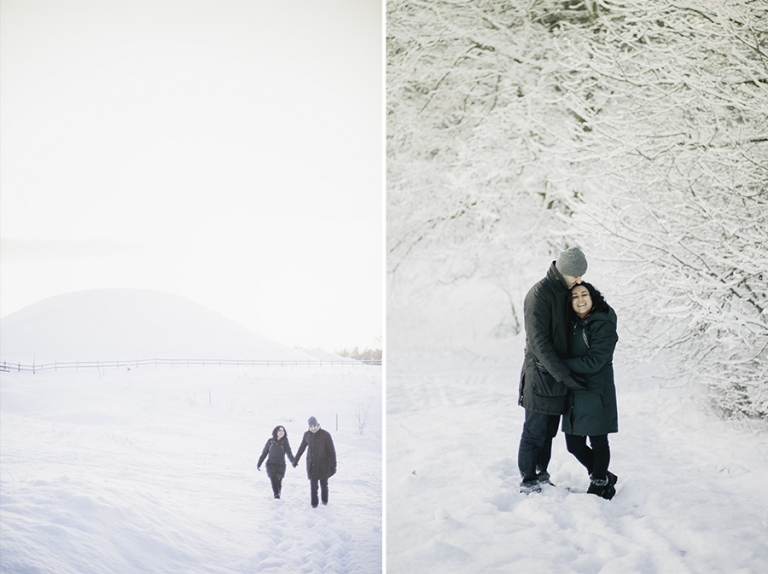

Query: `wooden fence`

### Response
(0, 357, 381, 373)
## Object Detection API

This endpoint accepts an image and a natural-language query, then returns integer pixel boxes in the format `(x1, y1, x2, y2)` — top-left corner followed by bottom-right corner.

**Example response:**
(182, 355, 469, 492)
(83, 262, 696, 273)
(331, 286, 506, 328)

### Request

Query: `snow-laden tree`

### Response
(388, 0, 596, 334)
(387, 0, 768, 418)
(550, 0, 768, 418)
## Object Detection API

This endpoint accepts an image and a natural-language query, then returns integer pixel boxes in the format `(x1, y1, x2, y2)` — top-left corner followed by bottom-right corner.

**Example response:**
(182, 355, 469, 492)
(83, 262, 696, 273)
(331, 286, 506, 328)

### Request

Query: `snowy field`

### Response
(1, 364, 382, 573)
(387, 344, 768, 573)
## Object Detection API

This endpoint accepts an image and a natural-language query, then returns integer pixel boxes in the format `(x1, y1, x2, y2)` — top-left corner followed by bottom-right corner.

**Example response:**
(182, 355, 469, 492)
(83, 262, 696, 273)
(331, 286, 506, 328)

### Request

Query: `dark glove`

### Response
(292, 462, 298, 468)
(257, 466, 261, 472)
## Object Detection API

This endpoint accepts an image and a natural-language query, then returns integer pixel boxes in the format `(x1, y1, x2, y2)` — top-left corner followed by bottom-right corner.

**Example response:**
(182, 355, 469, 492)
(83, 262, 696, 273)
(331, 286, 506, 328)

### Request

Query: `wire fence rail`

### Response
(0, 357, 381, 374)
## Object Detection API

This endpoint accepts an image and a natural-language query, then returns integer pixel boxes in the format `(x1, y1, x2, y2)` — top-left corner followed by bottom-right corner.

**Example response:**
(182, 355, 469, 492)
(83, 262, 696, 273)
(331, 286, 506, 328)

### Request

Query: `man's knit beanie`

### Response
(308, 416, 319, 427)
(555, 247, 588, 277)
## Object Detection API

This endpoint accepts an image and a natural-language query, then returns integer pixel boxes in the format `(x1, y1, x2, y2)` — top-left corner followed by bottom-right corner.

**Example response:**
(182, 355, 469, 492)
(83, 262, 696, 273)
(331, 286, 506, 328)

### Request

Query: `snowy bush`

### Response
(355, 400, 371, 435)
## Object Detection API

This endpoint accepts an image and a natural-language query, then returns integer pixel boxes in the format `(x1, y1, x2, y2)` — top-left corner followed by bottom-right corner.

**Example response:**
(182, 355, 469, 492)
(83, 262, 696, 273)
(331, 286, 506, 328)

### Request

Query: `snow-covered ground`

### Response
(1, 364, 382, 573)
(386, 343, 768, 573)
(0, 289, 382, 573)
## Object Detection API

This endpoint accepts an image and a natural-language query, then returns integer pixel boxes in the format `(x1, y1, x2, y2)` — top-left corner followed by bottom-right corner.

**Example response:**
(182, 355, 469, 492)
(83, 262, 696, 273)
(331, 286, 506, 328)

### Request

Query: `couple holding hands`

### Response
(257, 416, 336, 508)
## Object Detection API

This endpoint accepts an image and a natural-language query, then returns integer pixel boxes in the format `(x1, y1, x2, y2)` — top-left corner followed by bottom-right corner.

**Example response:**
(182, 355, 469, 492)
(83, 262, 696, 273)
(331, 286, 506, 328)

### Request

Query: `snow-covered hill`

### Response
(0, 289, 314, 364)
(302, 349, 360, 363)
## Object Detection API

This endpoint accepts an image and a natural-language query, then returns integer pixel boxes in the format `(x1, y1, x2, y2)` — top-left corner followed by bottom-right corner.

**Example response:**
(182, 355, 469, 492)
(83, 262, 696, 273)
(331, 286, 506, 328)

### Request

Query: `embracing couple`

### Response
(517, 247, 619, 499)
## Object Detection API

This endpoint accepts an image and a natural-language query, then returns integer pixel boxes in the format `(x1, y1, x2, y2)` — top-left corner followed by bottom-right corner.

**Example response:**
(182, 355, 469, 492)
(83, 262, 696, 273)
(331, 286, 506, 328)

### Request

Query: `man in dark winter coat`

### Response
(517, 247, 589, 493)
(293, 416, 337, 508)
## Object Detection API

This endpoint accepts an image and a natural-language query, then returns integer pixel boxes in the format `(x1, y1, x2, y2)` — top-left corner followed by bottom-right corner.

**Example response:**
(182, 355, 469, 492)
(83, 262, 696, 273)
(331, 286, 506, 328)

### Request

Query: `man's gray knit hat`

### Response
(308, 416, 319, 426)
(555, 247, 588, 277)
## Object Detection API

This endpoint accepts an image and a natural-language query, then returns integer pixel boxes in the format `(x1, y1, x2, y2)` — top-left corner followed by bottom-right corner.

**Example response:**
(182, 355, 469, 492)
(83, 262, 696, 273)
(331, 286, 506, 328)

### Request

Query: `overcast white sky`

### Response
(0, 0, 382, 351)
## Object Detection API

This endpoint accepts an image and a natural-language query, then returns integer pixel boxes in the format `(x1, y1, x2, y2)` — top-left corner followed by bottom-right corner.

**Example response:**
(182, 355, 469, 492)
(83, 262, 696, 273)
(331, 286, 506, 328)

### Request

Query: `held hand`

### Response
(257, 466, 261, 472)
(292, 462, 298, 468)
(571, 373, 588, 388)
(563, 374, 587, 390)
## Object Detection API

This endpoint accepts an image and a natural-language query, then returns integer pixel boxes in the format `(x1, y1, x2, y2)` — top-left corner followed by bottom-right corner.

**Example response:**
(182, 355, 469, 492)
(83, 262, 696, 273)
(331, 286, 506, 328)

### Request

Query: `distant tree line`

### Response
(337, 347, 383, 362)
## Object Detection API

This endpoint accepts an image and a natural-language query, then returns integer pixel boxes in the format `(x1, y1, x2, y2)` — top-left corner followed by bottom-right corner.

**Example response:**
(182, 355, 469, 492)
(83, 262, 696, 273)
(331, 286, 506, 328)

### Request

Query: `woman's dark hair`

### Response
(570, 281, 609, 319)
(272, 426, 288, 441)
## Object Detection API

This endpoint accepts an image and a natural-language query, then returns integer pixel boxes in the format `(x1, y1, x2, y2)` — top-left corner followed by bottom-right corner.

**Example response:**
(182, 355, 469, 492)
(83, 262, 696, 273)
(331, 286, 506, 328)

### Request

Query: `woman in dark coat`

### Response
(257, 425, 295, 499)
(563, 281, 619, 499)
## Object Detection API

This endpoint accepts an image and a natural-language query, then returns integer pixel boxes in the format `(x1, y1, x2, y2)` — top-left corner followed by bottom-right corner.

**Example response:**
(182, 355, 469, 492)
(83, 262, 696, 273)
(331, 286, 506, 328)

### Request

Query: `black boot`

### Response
(519, 478, 542, 494)
(587, 476, 616, 500)
(535, 466, 554, 486)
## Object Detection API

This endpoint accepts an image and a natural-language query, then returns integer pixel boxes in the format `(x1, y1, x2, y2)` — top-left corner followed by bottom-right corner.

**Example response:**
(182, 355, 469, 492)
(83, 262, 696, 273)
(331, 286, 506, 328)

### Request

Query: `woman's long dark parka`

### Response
(295, 428, 337, 480)
(562, 305, 619, 436)
(519, 262, 584, 415)
(257, 437, 295, 479)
